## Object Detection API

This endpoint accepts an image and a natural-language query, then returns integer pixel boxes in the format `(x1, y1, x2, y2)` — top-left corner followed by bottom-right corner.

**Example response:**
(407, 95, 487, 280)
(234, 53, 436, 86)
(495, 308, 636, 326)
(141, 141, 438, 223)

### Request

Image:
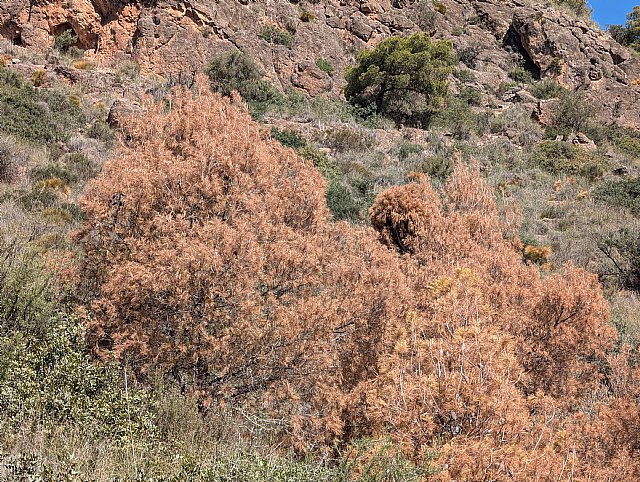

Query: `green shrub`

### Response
(430, 97, 487, 140)
(547, 89, 596, 134)
(416, 3, 437, 31)
(206, 50, 261, 93)
(478, 138, 520, 166)
(613, 133, 640, 157)
(270, 127, 307, 150)
(459, 86, 482, 106)
(326, 176, 375, 223)
(319, 126, 375, 152)
(269, 127, 340, 182)
(31, 69, 47, 87)
(457, 45, 480, 69)
(344, 33, 456, 126)
(579, 123, 640, 158)
(496, 81, 520, 96)
(490, 106, 542, 146)
(593, 177, 640, 214)
(87, 120, 115, 146)
(53, 29, 78, 53)
(65, 46, 85, 60)
(608, 7, 640, 53)
(508, 65, 534, 84)
(553, 0, 591, 17)
(528, 79, 566, 99)
(0, 66, 85, 144)
(259, 25, 294, 48)
(205, 50, 283, 118)
(18, 187, 60, 211)
(0, 231, 154, 438)
(315, 58, 334, 75)
(420, 155, 453, 180)
(297, 145, 340, 181)
(597, 227, 640, 290)
(454, 68, 477, 82)
(63, 152, 101, 183)
(41, 206, 76, 224)
(394, 141, 423, 161)
(529, 140, 605, 180)
(336, 437, 435, 482)
(30, 163, 74, 185)
(0, 135, 21, 182)
(0, 312, 153, 437)
(0, 237, 57, 335)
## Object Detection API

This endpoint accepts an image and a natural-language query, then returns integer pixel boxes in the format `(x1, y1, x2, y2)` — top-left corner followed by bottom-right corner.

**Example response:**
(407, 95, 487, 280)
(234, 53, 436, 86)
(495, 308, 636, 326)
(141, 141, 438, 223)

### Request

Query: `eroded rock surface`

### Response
(1, 0, 639, 128)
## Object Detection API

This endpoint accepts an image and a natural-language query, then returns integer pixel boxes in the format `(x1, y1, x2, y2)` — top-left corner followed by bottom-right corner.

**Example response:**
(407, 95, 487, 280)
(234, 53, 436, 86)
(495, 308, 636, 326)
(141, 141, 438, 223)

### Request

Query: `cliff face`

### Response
(2, 0, 639, 129)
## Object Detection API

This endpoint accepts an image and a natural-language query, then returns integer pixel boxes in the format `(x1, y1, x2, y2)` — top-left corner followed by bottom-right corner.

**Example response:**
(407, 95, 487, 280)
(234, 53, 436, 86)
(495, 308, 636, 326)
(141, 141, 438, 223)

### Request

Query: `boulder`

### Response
(107, 99, 143, 130)
(290, 61, 333, 97)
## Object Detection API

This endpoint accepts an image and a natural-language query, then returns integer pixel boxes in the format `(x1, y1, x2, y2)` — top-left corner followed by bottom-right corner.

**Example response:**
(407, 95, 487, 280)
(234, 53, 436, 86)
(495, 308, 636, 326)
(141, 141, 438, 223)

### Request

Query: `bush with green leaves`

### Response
(459, 85, 482, 106)
(453, 68, 476, 82)
(609, 7, 640, 52)
(315, 58, 335, 75)
(326, 174, 376, 223)
(335, 437, 435, 482)
(0, 135, 22, 182)
(593, 177, 640, 214)
(318, 126, 375, 153)
(490, 105, 542, 147)
(597, 227, 640, 291)
(344, 33, 456, 126)
(53, 29, 78, 53)
(270, 127, 307, 150)
(0, 312, 154, 437)
(62, 152, 101, 183)
(529, 140, 605, 180)
(297, 145, 340, 181)
(547, 89, 596, 135)
(430, 97, 488, 140)
(269, 125, 372, 223)
(553, 0, 591, 17)
(416, 3, 437, 31)
(30, 163, 75, 185)
(614, 134, 640, 156)
(0, 66, 85, 144)
(508, 65, 534, 84)
(0, 229, 154, 438)
(393, 140, 423, 162)
(420, 155, 454, 180)
(579, 122, 640, 157)
(205, 50, 283, 118)
(528, 79, 566, 99)
(87, 120, 115, 147)
(258, 25, 294, 48)
(268, 127, 352, 220)
(457, 45, 481, 69)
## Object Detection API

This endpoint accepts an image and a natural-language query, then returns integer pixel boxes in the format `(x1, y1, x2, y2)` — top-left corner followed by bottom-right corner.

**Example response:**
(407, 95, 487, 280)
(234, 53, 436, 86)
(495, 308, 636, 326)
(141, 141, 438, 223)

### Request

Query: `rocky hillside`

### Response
(2, 0, 640, 130)
(3, 1, 640, 479)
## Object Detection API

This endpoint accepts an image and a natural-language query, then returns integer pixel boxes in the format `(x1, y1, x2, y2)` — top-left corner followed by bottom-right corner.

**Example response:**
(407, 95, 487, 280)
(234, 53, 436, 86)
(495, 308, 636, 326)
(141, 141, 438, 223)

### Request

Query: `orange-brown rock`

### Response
(1, 0, 639, 129)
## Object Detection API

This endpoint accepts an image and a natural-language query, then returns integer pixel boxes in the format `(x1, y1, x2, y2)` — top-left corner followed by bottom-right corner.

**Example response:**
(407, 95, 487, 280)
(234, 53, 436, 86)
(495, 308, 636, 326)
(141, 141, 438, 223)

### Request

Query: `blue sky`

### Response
(588, 1, 637, 27)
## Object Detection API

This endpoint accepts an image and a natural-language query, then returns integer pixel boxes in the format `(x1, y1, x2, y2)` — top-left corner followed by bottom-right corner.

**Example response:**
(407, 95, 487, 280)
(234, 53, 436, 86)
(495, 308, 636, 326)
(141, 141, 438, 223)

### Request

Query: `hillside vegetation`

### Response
(1, 0, 640, 480)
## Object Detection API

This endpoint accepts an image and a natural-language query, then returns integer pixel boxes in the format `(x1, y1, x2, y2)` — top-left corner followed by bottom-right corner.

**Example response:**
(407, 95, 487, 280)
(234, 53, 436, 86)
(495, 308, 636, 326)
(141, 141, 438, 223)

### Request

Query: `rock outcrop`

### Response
(2, 0, 639, 129)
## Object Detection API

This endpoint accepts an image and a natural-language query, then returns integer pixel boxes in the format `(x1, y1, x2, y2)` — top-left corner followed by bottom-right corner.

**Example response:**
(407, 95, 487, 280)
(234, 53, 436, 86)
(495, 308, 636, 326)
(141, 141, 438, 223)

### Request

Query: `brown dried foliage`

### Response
(78, 83, 639, 478)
